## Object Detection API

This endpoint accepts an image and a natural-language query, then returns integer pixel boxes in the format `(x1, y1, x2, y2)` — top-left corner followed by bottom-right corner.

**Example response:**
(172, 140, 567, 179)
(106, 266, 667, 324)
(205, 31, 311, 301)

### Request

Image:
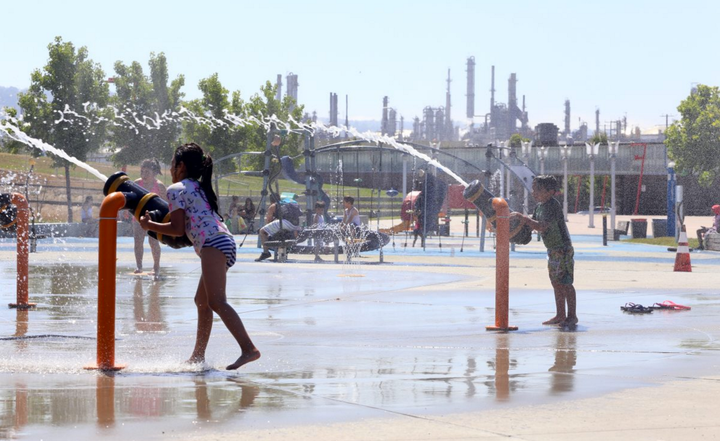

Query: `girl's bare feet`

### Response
(542, 316, 566, 325)
(226, 349, 261, 370)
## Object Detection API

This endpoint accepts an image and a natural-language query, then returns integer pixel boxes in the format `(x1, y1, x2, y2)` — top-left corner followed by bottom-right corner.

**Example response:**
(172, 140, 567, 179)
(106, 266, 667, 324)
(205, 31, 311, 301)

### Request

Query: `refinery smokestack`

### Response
(276, 74, 282, 101)
(490, 65, 496, 113)
(595, 108, 600, 135)
(329, 92, 338, 126)
(286, 73, 298, 111)
(381, 96, 389, 135)
(564, 99, 571, 136)
(466, 57, 475, 119)
(446, 69, 452, 140)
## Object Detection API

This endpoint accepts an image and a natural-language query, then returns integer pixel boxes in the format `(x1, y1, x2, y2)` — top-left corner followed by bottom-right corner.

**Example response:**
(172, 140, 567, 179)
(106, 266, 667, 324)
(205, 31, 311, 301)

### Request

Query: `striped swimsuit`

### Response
(203, 234, 237, 268)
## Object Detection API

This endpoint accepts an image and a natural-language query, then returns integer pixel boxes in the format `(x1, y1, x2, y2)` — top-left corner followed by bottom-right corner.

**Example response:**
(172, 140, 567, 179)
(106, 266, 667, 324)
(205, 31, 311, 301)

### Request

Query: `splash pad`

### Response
(3, 106, 717, 439)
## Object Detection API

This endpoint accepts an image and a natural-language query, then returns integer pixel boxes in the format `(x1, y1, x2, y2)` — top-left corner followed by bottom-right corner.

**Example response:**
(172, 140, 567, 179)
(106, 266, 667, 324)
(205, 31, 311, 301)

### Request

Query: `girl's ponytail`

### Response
(199, 153, 220, 216)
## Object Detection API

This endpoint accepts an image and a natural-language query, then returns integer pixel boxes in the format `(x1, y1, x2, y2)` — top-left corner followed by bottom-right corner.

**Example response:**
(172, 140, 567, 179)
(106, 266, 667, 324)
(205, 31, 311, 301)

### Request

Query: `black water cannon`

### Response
(463, 180, 532, 245)
(103, 172, 192, 249)
(0, 194, 18, 231)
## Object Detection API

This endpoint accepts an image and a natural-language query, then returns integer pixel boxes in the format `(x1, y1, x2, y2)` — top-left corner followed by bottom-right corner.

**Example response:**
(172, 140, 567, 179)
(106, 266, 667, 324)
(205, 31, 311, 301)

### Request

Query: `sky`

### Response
(3, 0, 719, 134)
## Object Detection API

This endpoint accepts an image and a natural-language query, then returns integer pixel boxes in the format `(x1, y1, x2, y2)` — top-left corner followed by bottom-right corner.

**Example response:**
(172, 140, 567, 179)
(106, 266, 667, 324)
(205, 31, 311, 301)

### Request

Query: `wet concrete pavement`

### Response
(1, 219, 719, 440)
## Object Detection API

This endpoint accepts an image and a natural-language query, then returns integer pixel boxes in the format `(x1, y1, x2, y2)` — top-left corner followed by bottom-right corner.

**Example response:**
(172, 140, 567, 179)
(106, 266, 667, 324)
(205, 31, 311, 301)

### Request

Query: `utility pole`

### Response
(660, 114, 674, 132)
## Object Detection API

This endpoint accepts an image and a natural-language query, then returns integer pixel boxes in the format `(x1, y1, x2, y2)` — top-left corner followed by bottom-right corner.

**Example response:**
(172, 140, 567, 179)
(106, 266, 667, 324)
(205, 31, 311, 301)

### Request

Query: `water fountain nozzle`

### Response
(103, 171, 192, 249)
(463, 180, 532, 245)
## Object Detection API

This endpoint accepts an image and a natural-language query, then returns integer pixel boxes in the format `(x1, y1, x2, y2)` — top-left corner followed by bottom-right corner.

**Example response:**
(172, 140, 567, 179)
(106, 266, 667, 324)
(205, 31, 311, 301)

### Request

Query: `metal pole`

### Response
(88, 192, 127, 371)
(256, 131, 274, 248)
(486, 198, 517, 332)
(7, 193, 34, 309)
(610, 144, 617, 231)
(499, 145, 505, 199)
(667, 163, 676, 237)
(303, 133, 314, 227)
(675, 185, 684, 242)
(563, 152, 568, 222)
(402, 156, 407, 197)
(422, 171, 427, 251)
(589, 155, 595, 228)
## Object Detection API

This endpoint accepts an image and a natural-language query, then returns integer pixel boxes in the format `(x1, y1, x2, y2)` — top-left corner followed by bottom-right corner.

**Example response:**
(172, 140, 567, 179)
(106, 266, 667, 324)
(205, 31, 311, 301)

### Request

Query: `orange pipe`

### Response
(486, 198, 517, 331)
(89, 192, 126, 371)
(9, 193, 34, 309)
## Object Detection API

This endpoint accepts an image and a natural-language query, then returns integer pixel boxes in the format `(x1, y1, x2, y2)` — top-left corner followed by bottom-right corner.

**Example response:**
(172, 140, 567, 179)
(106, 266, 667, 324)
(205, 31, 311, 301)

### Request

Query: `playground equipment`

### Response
(87, 191, 127, 371)
(1, 193, 35, 309)
(257, 131, 390, 262)
(103, 171, 192, 249)
(463, 180, 532, 245)
(91, 169, 203, 371)
(484, 198, 517, 331)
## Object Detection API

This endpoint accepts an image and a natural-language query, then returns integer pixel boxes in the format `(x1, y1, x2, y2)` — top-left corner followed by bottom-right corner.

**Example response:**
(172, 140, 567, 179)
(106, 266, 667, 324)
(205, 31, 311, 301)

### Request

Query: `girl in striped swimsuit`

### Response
(139, 143, 260, 370)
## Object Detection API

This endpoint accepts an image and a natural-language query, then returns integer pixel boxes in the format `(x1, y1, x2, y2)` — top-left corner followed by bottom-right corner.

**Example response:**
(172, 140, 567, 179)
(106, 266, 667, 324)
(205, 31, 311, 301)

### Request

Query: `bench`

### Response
(264, 239, 297, 262)
(705, 232, 720, 251)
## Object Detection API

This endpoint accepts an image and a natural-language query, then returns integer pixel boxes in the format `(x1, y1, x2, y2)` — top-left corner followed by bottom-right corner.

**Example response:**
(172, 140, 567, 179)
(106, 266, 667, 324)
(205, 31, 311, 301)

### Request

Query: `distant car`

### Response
(576, 206, 611, 215)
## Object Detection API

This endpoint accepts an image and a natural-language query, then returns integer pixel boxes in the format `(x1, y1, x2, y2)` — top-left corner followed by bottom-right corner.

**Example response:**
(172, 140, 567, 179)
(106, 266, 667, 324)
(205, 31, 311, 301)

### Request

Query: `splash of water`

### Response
(3, 104, 468, 187)
(0, 118, 108, 181)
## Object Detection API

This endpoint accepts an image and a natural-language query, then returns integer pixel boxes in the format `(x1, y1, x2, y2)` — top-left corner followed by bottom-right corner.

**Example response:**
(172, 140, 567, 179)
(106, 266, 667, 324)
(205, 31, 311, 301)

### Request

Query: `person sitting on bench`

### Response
(696, 204, 720, 250)
(256, 194, 302, 261)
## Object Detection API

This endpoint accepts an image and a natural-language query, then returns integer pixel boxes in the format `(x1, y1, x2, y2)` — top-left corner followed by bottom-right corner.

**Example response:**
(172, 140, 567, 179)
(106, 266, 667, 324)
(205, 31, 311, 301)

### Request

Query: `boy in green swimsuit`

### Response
(512, 175, 578, 326)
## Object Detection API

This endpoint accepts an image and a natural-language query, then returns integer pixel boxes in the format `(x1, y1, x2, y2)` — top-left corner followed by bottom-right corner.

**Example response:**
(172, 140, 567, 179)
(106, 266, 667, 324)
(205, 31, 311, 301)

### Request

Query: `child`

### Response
(313, 201, 326, 262)
(696, 204, 720, 250)
(133, 158, 166, 276)
(512, 175, 577, 327)
(139, 143, 260, 370)
(342, 196, 361, 227)
(313, 200, 326, 227)
(81, 195, 98, 237)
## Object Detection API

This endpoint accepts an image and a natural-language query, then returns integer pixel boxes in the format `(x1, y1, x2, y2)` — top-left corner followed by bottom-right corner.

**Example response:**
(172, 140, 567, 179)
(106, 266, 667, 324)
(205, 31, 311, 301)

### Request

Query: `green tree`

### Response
(0, 108, 27, 154)
(590, 132, 608, 145)
(181, 77, 304, 177)
(110, 52, 185, 165)
(17, 37, 109, 222)
(509, 133, 530, 148)
(182, 73, 236, 175)
(239, 81, 305, 171)
(665, 84, 720, 186)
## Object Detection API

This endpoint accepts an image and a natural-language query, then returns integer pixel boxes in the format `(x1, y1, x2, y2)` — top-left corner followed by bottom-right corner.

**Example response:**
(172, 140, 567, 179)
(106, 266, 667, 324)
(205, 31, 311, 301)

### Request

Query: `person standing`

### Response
(81, 195, 98, 237)
(238, 197, 256, 233)
(139, 143, 260, 370)
(133, 159, 166, 277)
(227, 196, 240, 233)
(512, 175, 578, 327)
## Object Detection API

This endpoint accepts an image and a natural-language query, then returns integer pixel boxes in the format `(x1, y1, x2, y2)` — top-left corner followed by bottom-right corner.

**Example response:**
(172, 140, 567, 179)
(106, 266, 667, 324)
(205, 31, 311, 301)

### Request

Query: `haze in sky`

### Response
(2, 0, 718, 134)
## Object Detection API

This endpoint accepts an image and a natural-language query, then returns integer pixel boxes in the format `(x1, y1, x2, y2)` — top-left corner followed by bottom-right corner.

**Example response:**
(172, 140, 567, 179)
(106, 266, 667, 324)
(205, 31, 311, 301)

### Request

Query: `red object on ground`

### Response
(657, 300, 691, 310)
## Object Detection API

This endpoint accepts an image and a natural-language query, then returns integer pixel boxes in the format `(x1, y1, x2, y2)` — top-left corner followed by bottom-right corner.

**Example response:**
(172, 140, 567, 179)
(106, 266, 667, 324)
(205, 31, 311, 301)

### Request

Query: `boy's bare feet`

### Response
(226, 349, 261, 370)
(562, 316, 578, 326)
(185, 355, 204, 365)
(542, 316, 566, 325)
